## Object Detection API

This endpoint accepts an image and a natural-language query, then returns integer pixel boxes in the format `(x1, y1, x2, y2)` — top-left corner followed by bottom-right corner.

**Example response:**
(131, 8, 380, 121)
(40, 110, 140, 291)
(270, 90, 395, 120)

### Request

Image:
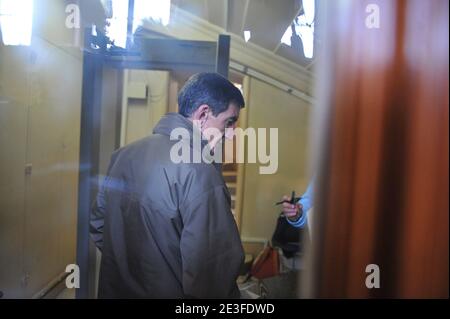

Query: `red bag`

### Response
(250, 245, 279, 279)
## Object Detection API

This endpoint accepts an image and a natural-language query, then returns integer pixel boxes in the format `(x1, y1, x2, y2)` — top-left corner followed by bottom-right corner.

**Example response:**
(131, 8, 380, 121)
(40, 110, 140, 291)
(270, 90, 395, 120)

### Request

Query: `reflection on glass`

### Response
(104, 0, 171, 49)
(280, 0, 315, 58)
(105, 0, 128, 48)
(0, 0, 33, 46)
(133, 0, 171, 31)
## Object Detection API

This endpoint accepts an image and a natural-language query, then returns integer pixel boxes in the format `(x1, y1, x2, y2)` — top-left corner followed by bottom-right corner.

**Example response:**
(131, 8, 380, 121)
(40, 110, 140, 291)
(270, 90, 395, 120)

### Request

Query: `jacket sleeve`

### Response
(90, 184, 106, 251)
(90, 150, 120, 251)
(179, 185, 244, 299)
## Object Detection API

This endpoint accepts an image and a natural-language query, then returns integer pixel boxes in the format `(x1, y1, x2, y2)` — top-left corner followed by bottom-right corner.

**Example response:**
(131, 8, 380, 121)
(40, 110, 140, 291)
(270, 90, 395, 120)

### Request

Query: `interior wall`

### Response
(0, 45, 29, 298)
(240, 77, 311, 242)
(0, 0, 83, 298)
(168, 76, 179, 113)
(99, 68, 122, 174)
(124, 70, 170, 145)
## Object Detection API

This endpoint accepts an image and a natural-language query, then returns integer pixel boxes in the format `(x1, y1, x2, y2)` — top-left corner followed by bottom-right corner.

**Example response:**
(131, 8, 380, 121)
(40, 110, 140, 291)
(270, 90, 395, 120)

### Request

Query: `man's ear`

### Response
(192, 104, 210, 126)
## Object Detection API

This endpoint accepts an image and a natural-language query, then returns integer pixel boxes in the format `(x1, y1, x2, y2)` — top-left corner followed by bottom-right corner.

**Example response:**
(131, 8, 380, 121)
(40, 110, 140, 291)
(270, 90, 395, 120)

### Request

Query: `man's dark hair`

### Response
(178, 72, 245, 117)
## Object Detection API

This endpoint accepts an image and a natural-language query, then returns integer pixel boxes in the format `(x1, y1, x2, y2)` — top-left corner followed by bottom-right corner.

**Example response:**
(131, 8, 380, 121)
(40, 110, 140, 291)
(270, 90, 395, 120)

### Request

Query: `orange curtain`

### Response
(311, 0, 448, 298)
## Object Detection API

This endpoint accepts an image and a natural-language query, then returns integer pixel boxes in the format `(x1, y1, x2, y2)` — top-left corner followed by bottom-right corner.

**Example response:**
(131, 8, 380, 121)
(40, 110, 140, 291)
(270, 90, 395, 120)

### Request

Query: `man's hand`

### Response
(281, 195, 303, 222)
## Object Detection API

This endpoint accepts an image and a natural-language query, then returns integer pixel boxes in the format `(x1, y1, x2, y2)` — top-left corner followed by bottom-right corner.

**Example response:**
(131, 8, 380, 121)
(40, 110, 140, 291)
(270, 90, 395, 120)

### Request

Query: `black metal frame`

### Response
(75, 27, 230, 298)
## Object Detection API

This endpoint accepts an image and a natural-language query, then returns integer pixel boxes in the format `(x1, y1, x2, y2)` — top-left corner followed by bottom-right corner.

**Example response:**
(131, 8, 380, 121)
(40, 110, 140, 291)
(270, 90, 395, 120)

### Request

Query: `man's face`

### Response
(202, 103, 240, 149)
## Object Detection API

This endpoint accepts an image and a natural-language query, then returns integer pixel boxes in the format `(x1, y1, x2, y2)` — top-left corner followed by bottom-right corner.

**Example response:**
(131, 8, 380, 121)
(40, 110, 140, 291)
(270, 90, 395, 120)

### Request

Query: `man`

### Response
(90, 72, 245, 298)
